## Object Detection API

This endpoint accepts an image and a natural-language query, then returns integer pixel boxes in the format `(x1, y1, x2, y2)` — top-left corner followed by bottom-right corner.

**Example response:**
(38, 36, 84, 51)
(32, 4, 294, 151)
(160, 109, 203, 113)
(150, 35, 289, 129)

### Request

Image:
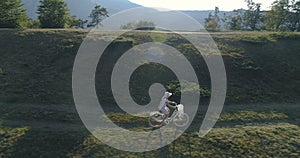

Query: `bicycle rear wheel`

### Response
(148, 115, 163, 128)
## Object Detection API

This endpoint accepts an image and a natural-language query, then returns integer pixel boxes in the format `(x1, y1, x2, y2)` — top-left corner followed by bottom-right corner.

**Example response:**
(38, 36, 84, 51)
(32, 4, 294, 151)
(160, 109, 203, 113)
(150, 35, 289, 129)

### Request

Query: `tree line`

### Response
(205, 0, 300, 32)
(0, 0, 108, 28)
(1, 0, 299, 32)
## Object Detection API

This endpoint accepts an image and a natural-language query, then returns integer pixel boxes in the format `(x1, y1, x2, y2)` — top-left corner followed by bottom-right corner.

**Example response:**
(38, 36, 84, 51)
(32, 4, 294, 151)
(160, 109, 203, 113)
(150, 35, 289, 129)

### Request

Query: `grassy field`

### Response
(0, 102, 299, 157)
(0, 29, 299, 157)
(0, 29, 299, 104)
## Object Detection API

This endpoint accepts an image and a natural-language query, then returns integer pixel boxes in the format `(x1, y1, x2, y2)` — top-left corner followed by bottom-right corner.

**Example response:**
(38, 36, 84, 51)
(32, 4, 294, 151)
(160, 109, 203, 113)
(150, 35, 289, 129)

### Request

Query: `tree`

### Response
(120, 20, 155, 30)
(243, 0, 263, 30)
(27, 18, 40, 28)
(288, 0, 300, 31)
(286, 0, 300, 31)
(69, 16, 88, 29)
(0, 0, 28, 28)
(87, 5, 109, 27)
(264, 0, 291, 31)
(267, 0, 300, 32)
(37, 0, 70, 28)
(204, 7, 221, 31)
(223, 9, 244, 30)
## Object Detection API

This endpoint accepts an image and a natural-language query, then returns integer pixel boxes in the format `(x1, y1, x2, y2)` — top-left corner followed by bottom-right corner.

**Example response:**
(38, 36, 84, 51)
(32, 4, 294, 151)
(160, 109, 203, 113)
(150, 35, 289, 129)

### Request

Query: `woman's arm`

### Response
(166, 101, 177, 109)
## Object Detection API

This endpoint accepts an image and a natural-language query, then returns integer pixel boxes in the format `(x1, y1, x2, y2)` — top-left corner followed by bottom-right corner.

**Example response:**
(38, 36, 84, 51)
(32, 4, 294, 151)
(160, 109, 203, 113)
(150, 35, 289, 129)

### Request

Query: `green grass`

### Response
(166, 80, 211, 97)
(219, 110, 288, 122)
(0, 67, 3, 78)
(103, 106, 294, 127)
(187, 123, 300, 157)
(0, 127, 30, 158)
(0, 102, 299, 157)
(150, 31, 168, 43)
(65, 123, 300, 157)
(0, 29, 299, 104)
(0, 29, 299, 157)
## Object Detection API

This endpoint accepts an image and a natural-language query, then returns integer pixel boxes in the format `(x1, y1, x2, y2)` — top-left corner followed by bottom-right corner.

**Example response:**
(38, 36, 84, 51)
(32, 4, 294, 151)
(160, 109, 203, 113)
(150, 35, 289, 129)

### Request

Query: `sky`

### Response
(129, 0, 275, 11)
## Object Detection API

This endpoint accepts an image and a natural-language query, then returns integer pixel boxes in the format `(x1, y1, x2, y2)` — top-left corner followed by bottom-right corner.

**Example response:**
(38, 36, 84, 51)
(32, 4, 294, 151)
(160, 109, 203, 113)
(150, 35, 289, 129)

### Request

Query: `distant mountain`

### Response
(182, 10, 213, 25)
(22, 0, 140, 20)
(21, 0, 230, 26)
(182, 10, 230, 26)
(90, 0, 140, 13)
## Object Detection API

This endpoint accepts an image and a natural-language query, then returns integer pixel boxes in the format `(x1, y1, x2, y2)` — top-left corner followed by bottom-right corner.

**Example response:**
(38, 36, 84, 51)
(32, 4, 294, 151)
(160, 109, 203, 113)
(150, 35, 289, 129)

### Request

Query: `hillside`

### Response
(0, 29, 299, 105)
(0, 29, 299, 157)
